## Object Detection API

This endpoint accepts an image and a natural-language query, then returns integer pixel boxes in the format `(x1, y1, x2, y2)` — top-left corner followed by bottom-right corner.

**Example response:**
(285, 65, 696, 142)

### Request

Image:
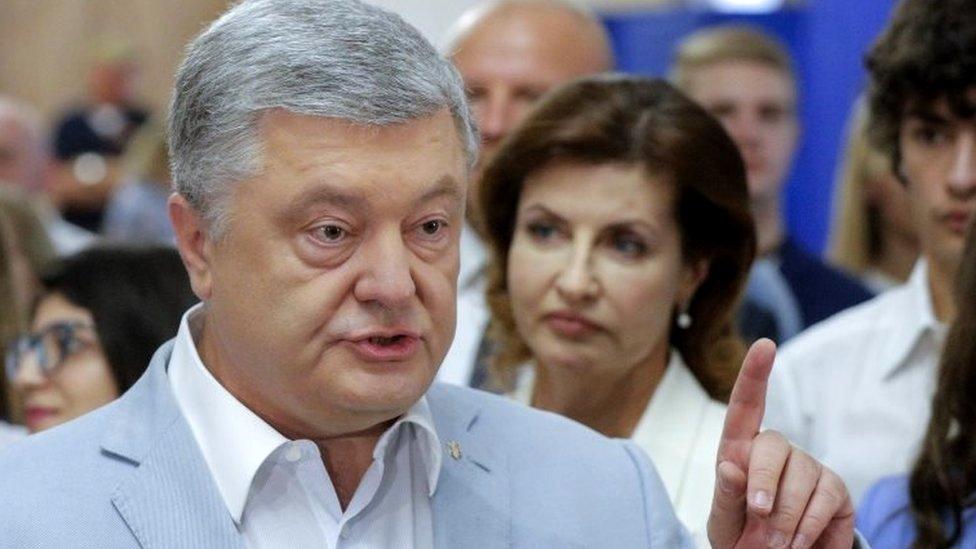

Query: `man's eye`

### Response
(421, 220, 445, 235)
(316, 225, 346, 241)
(913, 126, 948, 146)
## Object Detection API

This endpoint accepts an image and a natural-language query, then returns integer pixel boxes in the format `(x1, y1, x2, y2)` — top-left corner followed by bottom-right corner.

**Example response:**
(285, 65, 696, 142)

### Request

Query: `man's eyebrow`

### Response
(414, 175, 463, 207)
(275, 184, 366, 224)
(905, 108, 951, 125)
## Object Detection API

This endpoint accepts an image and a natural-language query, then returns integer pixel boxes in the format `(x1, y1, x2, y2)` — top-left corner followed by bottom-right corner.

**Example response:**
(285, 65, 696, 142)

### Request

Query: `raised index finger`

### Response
(719, 339, 777, 450)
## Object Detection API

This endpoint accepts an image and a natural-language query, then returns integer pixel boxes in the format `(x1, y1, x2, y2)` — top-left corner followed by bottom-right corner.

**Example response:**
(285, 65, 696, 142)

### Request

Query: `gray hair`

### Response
(169, 0, 478, 234)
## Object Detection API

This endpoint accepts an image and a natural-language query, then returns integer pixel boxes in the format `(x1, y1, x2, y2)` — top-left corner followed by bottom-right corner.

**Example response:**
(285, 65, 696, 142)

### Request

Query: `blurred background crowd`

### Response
(1, 0, 974, 546)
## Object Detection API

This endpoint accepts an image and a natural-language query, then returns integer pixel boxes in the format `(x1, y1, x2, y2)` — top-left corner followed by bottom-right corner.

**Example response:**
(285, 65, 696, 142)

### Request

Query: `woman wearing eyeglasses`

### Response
(6, 246, 196, 433)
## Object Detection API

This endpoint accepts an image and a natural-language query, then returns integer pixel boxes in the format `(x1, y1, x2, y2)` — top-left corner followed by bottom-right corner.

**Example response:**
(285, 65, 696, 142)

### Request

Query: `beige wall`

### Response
(0, 0, 229, 124)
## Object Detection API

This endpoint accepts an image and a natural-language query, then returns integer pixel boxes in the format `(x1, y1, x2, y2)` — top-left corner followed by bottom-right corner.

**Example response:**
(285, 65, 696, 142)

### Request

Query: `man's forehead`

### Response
(689, 61, 796, 103)
(453, 5, 608, 77)
(905, 87, 976, 122)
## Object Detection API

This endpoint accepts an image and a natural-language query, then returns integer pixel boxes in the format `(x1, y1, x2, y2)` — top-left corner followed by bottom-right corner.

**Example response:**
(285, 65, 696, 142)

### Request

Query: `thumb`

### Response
(708, 460, 748, 549)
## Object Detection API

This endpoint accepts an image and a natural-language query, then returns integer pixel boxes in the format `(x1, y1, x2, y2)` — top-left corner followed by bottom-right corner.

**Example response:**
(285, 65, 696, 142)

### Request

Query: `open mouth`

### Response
(347, 333, 420, 362)
(368, 335, 405, 346)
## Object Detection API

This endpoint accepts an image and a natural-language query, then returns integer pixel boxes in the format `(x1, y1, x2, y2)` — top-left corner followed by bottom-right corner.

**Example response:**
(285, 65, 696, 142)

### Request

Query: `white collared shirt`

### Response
(765, 261, 946, 504)
(437, 223, 490, 386)
(168, 305, 443, 548)
(510, 350, 725, 547)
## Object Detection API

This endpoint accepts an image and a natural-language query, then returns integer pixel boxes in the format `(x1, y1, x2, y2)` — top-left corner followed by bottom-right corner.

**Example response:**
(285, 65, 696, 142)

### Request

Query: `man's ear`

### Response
(169, 193, 215, 301)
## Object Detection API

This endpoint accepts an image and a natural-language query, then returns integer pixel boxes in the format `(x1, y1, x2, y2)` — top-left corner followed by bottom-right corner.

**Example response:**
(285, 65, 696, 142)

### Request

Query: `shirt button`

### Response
(284, 443, 302, 463)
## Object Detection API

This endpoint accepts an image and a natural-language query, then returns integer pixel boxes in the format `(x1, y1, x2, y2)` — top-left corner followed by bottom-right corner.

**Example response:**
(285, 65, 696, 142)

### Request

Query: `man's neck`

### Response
(195, 315, 394, 510)
(316, 422, 392, 511)
(926, 255, 959, 324)
(874, 228, 918, 283)
(752, 198, 785, 256)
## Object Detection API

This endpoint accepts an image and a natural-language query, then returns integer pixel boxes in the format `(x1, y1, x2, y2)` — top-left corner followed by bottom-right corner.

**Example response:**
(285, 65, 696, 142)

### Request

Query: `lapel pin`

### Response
(447, 441, 462, 460)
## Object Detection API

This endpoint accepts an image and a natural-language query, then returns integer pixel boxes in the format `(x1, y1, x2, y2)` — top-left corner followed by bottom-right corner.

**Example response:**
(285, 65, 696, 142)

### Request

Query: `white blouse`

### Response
(511, 350, 725, 546)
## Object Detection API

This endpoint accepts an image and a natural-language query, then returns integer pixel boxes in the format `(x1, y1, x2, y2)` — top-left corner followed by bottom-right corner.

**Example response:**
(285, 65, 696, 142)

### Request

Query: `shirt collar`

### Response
(877, 260, 945, 380)
(168, 304, 443, 524)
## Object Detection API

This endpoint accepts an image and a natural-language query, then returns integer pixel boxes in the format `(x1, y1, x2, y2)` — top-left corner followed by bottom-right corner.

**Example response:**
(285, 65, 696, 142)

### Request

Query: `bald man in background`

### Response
(438, 0, 614, 387)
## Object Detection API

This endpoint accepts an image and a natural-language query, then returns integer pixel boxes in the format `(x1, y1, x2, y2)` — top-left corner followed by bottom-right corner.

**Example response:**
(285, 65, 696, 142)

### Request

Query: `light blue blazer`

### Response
(0, 341, 693, 548)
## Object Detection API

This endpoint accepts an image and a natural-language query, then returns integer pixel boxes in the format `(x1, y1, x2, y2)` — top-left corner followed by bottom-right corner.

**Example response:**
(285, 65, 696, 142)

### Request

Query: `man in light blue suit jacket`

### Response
(0, 1, 861, 547)
(0, 341, 689, 548)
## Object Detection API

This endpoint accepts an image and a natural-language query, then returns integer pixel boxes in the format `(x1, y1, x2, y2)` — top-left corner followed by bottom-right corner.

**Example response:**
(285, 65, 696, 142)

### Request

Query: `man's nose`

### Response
(477, 90, 517, 144)
(947, 131, 976, 195)
(554, 243, 599, 303)
(726, 112, 761, 151)
(353, 230, 416, 307)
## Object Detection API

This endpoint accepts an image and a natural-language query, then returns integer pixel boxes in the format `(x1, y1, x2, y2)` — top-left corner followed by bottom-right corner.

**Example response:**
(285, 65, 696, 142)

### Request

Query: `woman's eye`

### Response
(611, 234, 648, 257)
(527, 221, 558, 240)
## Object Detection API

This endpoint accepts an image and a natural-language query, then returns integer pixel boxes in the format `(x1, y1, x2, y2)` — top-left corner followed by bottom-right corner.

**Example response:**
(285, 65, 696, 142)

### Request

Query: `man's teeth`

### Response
(369, 336, 401, 345)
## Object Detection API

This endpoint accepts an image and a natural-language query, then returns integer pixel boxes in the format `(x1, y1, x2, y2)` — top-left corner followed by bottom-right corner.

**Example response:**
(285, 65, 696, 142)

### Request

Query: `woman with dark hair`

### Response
(479, 75, 755, 539)
(5, 246, 196, 433)
(857, 218, 976, 548)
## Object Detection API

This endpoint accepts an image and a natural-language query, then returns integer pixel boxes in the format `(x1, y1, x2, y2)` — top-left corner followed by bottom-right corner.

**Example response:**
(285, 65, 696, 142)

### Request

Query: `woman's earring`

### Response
(677, 306, 692, 329)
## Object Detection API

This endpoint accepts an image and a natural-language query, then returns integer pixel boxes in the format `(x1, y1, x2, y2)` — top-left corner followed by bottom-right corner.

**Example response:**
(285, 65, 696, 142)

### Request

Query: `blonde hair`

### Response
(0, 189, 56, 420)
(671, 25, 795, 92)
(828, 99, 896, 274)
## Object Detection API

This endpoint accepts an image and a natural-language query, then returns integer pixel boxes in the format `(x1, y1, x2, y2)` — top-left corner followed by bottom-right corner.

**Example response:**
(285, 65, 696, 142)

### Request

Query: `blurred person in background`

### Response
(830, 98, 918, 293)
(0, 193, 56, 444)
(101, 123, 175, 245)
(766, 0, 976, 504)
(479, 75, 755, 541)
(857, 217, 976, 549)
(0, 96, 94, 255)
(5, 246, 195, 434)
(673, 26, 874, 341)
(439, 0, 615, 387)
(49, 42, 150, 233)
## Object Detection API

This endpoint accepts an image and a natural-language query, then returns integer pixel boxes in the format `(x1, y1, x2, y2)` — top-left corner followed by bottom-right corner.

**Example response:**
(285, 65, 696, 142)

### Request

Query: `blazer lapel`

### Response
(102, 342, 242, 549)
(428, 385, 510, 549)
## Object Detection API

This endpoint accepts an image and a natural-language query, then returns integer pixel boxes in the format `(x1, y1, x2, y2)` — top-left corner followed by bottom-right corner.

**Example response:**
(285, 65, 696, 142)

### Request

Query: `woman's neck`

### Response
(530, 344, 670, 438)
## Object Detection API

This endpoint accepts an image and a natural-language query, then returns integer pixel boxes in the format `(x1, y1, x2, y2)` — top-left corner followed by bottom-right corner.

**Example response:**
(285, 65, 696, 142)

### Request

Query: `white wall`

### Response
(362, 0, 676, 49)
(362, 0, 484, 50)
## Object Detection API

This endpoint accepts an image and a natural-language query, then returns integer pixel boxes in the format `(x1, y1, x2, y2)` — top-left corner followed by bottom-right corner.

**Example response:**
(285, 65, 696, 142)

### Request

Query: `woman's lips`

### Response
(24, 407, 58, 429)
(543, 311, 603, 338)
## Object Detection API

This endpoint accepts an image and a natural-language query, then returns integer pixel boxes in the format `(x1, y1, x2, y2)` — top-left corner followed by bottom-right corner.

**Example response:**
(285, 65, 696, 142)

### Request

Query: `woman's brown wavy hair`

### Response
(909, 218, 976, 548)
(477, 75, 755, 401)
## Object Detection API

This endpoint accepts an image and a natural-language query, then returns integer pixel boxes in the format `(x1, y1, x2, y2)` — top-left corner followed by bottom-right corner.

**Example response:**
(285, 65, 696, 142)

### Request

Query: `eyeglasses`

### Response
(4, 321, 96, 382)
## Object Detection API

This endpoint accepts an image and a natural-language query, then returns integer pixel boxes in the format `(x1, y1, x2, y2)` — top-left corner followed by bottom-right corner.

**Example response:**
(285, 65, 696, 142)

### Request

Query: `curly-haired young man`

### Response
(766, 0, 976, 506)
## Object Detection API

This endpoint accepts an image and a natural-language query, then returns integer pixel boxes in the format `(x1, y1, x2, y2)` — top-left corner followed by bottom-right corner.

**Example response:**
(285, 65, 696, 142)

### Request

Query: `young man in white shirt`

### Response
(764, 2, 976, 504)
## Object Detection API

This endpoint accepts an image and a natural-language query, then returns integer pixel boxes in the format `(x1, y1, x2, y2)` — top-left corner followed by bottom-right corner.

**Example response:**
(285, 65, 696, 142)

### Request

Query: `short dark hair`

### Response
(38, 246, 197, 392)
(479, 75, 755, 400)
(866, 0, 976, 174)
